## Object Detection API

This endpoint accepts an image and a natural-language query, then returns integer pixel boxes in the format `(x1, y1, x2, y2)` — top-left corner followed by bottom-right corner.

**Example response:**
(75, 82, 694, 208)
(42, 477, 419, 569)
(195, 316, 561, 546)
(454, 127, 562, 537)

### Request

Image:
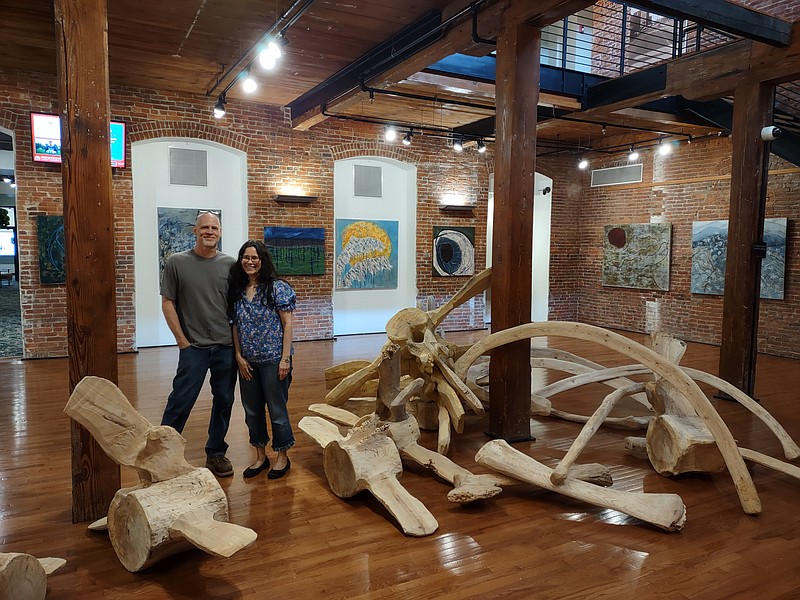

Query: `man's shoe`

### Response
(205, 454, 233, 478)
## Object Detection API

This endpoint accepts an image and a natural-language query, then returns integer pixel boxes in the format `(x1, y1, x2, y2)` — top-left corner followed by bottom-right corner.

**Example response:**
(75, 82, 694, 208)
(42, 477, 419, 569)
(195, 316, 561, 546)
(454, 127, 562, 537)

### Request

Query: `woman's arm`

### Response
(232, 324, 253, 381)
(278, 310, 294, 381)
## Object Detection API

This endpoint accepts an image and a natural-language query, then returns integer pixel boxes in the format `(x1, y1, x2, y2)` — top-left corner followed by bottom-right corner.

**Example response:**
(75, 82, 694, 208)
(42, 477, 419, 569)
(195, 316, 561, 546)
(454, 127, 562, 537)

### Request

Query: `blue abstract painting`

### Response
(334, 219, 398, 289)
(37, 215, 65, 284)
(264, 226, 325, 275)
(157, 207, 221, 277)
(691, 218, 787, 299)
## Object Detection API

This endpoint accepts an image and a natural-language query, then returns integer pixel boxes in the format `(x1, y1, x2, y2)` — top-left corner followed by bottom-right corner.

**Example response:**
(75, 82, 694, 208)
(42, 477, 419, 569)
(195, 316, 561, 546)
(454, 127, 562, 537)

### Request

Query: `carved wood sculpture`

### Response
(64, 376, 257, 572)
(476, 440, 687, 532)
(324, 269, 493, 454)
(0, 553, 65, 600)
(299, 414, 439, 536)
(456, 322, 799, 515)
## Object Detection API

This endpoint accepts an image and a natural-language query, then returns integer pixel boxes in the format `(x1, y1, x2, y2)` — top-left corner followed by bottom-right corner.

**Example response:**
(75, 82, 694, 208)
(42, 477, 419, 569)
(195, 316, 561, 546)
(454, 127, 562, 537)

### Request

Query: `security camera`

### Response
(541, 186, 551, 195)
(761, 126, 782, 141)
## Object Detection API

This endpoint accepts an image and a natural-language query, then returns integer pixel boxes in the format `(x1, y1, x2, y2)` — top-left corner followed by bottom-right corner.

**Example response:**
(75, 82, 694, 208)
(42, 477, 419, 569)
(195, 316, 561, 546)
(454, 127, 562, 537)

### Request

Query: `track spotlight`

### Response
(385, 126, 397, 142)
(578, 158, 588, 170)
(453, 136, 463, 152)
(658, 140, 672, 156)
(477, 139, 486, 154)
(687, 135, 693, 145)
(402, 131, 413, 146)
(601, 124, 607, 135)
(628, 146, 639, 161)
(259, 35, 285, 70)
(242, 71, 257, 93)
(213, 94, 227, 119)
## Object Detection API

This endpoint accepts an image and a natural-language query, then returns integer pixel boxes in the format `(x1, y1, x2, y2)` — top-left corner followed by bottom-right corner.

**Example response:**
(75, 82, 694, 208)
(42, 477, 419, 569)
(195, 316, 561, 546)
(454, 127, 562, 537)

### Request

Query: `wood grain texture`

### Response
(1, 330, 800, 598)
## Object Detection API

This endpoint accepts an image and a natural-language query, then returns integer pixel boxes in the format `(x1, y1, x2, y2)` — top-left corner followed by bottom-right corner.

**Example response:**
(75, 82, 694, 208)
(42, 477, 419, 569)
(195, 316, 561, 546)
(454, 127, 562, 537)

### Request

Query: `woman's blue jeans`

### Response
(239, 360, 295, 452)
(161, 345, 236, 457)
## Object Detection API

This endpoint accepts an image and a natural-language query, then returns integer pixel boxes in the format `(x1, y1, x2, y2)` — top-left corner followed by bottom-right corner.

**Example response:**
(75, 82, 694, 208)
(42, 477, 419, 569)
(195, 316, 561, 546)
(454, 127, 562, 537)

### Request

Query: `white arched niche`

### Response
(332, 156, 417, 336)
(132, 138, 248, 347)
(485, 171, 552, 323)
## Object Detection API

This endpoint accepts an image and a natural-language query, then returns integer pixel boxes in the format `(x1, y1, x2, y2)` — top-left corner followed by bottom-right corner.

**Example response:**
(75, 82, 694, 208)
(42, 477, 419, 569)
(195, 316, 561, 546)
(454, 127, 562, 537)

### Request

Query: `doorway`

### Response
(0, 128, 22, 357)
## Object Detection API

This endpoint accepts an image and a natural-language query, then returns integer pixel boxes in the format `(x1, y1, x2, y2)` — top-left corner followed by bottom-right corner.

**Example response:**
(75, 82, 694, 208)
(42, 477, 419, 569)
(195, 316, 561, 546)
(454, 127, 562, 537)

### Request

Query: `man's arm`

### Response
(162, 296, 191, 349)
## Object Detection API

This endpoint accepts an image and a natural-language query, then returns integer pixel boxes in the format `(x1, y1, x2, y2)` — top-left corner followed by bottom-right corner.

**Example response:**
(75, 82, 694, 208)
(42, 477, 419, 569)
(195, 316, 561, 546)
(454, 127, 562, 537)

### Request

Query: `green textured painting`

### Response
(264, 226, 325, 275)
(37, 215, 66, 284)
(602, 223, 671, 291)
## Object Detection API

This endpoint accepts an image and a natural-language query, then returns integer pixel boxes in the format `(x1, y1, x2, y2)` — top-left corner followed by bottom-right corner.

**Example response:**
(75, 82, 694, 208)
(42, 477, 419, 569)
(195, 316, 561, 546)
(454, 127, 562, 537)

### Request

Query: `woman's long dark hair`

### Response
(227, 240, 280, 319)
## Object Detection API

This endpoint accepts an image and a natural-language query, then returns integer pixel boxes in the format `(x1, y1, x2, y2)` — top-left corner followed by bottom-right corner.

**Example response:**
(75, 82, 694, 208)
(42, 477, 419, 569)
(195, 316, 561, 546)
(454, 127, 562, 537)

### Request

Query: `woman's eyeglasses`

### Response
(241, 256, 261, 263)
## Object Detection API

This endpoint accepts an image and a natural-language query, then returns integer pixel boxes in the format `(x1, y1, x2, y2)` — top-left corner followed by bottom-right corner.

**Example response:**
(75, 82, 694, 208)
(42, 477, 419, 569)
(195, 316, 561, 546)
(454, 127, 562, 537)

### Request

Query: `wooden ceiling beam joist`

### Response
(625, 0, 792, 48)
(289, 0, 595, 130)
(581, 22, 800, 120)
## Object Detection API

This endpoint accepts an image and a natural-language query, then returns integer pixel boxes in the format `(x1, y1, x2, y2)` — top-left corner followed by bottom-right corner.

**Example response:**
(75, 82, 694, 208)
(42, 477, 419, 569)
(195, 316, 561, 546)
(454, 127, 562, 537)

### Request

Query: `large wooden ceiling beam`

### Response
(290, 0, 594, 130)
(582, 22, 800, 119)
(627, 0, 792, 47)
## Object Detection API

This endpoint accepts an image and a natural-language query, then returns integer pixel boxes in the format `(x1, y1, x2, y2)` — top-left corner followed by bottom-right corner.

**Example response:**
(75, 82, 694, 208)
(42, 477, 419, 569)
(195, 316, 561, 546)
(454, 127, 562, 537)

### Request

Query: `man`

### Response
(160, 211, 236, 477)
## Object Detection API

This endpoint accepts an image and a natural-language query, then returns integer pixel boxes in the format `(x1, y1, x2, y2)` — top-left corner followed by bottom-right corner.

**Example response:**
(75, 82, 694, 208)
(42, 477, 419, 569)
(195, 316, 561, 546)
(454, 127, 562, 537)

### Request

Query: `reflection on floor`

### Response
(0, 278, 22, 357)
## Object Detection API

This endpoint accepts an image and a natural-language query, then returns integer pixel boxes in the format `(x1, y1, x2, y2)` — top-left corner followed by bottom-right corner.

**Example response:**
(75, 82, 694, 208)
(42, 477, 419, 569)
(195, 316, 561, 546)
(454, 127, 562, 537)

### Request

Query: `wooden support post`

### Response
(54, 0, 120, 522)
(488, 19, 540, 442)
(719, 82, 774, 396)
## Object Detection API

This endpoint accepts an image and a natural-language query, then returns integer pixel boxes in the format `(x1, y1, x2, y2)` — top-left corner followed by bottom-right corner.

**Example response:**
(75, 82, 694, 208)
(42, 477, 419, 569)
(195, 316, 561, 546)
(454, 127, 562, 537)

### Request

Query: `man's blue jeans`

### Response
(239, 360, 295, 452)
(161, 345, 236, 457)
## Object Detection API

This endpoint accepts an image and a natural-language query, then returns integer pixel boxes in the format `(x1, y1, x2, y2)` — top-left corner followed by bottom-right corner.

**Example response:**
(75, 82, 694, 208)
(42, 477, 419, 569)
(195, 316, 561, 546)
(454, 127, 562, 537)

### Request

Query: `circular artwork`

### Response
(607, 227, 627, 248)
(433, 228, 474, 276)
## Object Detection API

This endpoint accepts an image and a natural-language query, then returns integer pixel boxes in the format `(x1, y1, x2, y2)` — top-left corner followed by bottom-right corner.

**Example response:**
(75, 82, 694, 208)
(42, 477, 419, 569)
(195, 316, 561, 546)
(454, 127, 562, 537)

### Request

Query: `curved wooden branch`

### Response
(456, 322, 761, 515)
(428, 268, 492, 327)
(325, 348, 386, 406)
(740, 447, 800, 481)
(551, 383, 645, 485)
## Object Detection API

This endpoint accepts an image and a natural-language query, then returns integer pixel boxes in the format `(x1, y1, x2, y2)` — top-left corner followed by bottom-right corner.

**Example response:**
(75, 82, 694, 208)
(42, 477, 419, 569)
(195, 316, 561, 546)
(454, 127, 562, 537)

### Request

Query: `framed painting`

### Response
(692, 218, 787, 299)
(334, 218, 398, 289)
(264, 226, 325, 275)
(433, 226, 475, 276)
(602, 223, 671, 291)
(157, 207, 221, 276)
(36, 215, 66, 284)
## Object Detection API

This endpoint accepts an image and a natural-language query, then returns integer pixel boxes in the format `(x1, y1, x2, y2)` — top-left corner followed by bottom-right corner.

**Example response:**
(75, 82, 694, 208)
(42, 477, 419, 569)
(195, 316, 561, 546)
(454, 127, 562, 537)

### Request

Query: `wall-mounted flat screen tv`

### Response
(31, 113, 127, 168)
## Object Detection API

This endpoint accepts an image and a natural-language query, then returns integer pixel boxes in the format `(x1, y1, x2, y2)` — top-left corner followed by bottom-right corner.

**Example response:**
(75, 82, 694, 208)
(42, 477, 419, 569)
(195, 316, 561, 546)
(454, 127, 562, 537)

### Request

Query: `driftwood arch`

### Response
(454, 321, 761, 515)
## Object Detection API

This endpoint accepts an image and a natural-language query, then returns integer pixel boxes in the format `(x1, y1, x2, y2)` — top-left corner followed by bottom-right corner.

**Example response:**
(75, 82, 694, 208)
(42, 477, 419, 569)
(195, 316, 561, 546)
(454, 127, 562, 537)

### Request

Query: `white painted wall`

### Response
(485, 172, 552, 323)
(132, 138, 248, 347)
(333, 157, 417, 335)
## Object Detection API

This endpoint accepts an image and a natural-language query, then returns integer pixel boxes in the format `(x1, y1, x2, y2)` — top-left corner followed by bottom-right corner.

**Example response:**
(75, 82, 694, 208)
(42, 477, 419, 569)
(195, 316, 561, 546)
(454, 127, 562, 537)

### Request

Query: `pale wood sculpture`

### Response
(456, 322, 762, 515)
(476, 440, 687, 532)
(0, 553, 65, 600)
(64, 376, 257, 572)
(324, 269, 493, 451)
(301, 414, 439, 536)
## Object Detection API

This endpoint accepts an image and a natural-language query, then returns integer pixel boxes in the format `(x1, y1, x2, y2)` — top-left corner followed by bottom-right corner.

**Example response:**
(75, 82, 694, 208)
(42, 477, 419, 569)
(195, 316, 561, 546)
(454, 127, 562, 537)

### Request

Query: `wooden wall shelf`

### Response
(274, 195, 318, 204)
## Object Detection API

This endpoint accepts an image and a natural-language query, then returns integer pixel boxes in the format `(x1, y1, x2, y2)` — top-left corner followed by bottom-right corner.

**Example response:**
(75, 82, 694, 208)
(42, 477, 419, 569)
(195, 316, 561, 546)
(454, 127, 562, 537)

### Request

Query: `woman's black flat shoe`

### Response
(267, 459, 291, 479)
(243, 458, 270, 478)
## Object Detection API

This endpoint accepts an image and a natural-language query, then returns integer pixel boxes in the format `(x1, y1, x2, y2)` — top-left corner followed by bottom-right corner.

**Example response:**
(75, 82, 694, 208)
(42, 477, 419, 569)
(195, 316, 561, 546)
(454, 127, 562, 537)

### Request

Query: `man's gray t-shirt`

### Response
(161, 250, 235, 347)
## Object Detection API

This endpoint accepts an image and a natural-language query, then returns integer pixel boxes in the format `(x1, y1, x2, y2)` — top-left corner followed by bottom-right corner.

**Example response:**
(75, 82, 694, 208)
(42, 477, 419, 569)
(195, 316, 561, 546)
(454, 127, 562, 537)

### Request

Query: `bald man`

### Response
(160, 211, 236, 477)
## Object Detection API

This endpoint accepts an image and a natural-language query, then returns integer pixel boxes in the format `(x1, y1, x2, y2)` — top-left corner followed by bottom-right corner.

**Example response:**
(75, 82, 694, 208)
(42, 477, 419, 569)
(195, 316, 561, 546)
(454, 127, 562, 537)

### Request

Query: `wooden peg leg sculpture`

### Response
(0, 553, 65, 600)
(301, 414, 438, 536)
(64, 376, 257, 572)
(477, 440, 686, 531)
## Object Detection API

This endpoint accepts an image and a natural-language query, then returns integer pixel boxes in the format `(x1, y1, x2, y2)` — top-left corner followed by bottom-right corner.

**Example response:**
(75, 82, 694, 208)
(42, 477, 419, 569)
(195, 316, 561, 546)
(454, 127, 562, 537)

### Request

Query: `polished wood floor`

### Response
(1, 330, 800, 599)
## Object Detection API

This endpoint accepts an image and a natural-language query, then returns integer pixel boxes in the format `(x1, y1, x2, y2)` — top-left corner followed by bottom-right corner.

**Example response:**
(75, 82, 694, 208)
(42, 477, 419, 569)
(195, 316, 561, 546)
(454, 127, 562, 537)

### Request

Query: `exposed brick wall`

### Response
(0, 70, 490, 358)
(541, 136, 800, 359)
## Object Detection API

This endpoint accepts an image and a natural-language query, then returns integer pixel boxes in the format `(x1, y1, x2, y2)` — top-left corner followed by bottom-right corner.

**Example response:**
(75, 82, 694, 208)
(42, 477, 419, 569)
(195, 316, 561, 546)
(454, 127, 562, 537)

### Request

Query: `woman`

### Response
(228, 240, 296, 479)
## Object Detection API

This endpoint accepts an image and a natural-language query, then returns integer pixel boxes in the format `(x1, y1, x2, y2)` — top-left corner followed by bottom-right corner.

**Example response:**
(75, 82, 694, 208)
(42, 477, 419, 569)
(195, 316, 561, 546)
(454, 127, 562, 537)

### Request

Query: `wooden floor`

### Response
(2, 330, 800, 599)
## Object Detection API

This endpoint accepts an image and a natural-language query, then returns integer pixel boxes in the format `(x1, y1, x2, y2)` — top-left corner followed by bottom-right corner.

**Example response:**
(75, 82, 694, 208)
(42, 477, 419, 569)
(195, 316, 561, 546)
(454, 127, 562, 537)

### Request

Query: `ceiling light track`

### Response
(205, 0, 314, 98)
(359, 80, 495, 112)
